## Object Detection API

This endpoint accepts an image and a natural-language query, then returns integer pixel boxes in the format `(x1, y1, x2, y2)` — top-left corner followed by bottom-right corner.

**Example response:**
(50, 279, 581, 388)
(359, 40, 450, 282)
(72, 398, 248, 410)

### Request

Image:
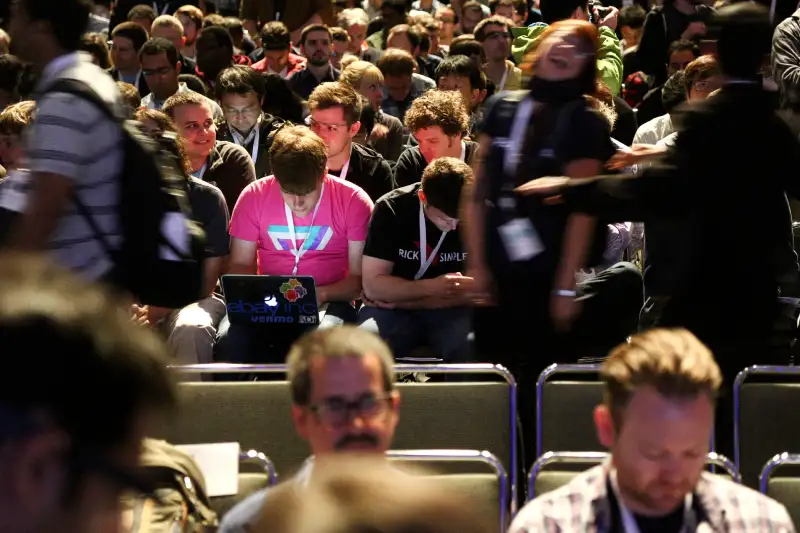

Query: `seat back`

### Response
(528, 452, 740, 499)
(735, 366, 800, 487)
(759, 453, 800, 528)
(161, 364, 517, 507)
(536, 365, 604, 458)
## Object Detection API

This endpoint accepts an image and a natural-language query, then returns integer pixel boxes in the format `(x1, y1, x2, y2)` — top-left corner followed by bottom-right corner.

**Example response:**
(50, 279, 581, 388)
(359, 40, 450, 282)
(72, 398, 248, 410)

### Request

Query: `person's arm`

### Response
(362, 256, 441, 302)
(226, 182, 261, 274)
(228, 238, 257, 274)
(372, 158, 397, 200)
(772, 21, 800, 110)
(200, 184, 231, 294)
(317, 240, 364, 304)
(393, 149, 422, 189)
(9, 172, 71, 249)
(596, 26, 623, 96)
(220, 144, 257, 212)
(461, 134, 493, 295)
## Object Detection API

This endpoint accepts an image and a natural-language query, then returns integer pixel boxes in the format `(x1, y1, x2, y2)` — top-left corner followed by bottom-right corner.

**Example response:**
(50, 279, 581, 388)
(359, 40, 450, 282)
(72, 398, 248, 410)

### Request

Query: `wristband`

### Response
(553, 289, 577, 298)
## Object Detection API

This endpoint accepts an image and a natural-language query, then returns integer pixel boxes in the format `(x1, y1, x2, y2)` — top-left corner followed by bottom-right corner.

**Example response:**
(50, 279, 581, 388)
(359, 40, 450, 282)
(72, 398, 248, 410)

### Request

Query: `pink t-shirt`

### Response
(230, 175, 374, 286)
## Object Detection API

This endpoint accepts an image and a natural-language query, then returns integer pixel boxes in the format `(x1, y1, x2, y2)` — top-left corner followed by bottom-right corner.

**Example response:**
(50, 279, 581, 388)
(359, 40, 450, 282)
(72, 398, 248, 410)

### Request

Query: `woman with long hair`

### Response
(463, 20, 641, 450)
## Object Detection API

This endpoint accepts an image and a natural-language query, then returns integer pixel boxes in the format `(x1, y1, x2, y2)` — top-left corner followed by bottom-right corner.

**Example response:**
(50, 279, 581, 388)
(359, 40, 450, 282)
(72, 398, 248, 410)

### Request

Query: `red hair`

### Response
(521, 19, 600, 79)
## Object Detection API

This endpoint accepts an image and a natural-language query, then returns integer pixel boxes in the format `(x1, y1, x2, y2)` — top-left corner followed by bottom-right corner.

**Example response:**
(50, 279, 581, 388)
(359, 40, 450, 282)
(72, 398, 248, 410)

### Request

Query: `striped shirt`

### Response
(26, 52, 124, 280)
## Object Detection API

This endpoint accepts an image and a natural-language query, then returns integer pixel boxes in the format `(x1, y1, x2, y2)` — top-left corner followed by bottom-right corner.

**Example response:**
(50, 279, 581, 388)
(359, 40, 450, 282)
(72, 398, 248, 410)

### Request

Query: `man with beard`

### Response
(218, 326, 402, 533)
(289, 25, 340, 100)
(511, 329, 793, 533)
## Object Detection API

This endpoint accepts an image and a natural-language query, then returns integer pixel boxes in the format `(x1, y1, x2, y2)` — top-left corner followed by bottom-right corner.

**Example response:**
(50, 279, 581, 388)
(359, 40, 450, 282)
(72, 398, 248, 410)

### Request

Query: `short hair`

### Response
(408, 12, 440, 32)
(404, 89, 469, 137)
(435, 54, 486, 91)
(20, 0, 92, 51)
(473, 15, 511, 42)
(331, 27, 350, 43)
(269, 126, 328, 196)
(79, 32, 112, 69)
(175, 5, 203, 28)
(340, 60, 384, 88)
(713, 1, 771, 78)
(162, 90, 211, 118)
(178, 73, 209, 96)
(377, 48, 416, 78)
(662, 70, 687, 112)
(261, 21, 291, 51)
(224, 17, 244, 39)
(602, 329, 722, 428)
(0, 100, 36, 136)
(462, 0, 485, 16)
(388, 24, 422, 50)
(202, 13, 226, 28)
(668, 39, 701, 59)
(139, 37, 179, 66)
(300, 24, 333, 46)
(134, 107, 177, 133)
(216, 65, 267, 101)
(112, 21, 150, 52)
(421, 157, 473, 218)
(257, 457, 495, 533)
(309, 82, 362, 125)
(488, 0, 513, 14)
(538, 0, 588, 24)
(339, 53, 361, 71)
(116, 81, 141, 115)
(152, 14, 184, 34)
(128, 3, 156, 22)
(0, 54, 25, 94)
(338, 8, 370, 29)
(0, 253, 175, 451)
(683, 55, 720, 94)
(448, 37, 483, 60)
(619, 5, 646, 29)
(286, 327, 395, 406)
(198, 25, 234, 52)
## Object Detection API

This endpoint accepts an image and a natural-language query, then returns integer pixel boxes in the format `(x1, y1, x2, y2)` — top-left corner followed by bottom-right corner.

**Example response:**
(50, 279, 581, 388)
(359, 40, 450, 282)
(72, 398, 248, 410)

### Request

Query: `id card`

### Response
(498, 218, 544, 262)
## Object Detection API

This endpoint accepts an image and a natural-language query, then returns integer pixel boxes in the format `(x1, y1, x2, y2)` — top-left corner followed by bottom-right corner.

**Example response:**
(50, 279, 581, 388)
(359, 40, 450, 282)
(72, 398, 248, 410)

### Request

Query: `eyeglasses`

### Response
(485, 31, 510, 40)
(223, 106, 260, 118)
(308, 393, 393, 427)
(693, 79, 720, 93)
(305, 116, 349, 134)
(142, 66, 174, 77)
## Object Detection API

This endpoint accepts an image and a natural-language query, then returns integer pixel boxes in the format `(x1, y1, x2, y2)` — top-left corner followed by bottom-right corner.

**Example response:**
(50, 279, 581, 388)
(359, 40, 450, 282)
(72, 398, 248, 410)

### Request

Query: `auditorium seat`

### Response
(759, 453, 800, 527)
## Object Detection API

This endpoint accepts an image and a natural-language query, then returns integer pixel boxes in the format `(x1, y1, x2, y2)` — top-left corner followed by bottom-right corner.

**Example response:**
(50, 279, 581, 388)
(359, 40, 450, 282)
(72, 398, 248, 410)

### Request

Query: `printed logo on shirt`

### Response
(268, 225, 334, 252)
(280, 278, 308, 303)
(398, 243, 467, 264)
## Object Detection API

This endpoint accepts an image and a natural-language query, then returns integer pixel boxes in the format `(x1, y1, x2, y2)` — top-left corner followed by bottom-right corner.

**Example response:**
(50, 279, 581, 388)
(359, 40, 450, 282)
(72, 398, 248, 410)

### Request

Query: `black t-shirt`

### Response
(607, 480, 685, 533)
(363, 183, 466, 280)
(394, 141, 479, 189)
(328, 143, 397, 203)
(186, 177, 230, 258)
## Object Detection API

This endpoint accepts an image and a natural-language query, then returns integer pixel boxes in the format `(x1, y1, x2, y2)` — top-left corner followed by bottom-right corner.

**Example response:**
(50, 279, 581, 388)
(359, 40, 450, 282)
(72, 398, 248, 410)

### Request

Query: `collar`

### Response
(231, 114, 264, 146)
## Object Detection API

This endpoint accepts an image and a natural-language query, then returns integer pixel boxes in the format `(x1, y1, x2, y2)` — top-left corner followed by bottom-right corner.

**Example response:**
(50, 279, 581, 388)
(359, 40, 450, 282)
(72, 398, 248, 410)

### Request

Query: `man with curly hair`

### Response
(393, 89, 477, 188)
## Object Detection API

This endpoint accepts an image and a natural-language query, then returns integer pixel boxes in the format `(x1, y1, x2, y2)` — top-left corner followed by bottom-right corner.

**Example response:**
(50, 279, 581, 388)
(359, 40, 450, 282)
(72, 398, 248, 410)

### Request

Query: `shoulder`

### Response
(352, 142, 389, 168)
(376, 183, 418, 209)
(328, 175, 372, 202)
(188, 177, 226, 202)
(396, 146, 424, 166)
(216, 141, 253, 162)
(240, 176, 276, 198)
(413, 73, 436, 90)
(218, 487, 271, 533)
(698, 473, 794, 529)
(378, 112, 403, 129)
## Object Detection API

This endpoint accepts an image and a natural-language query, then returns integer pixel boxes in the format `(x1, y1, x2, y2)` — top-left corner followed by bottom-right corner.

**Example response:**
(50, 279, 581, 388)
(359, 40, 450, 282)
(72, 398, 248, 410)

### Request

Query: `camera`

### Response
(588, 0, 613, 24)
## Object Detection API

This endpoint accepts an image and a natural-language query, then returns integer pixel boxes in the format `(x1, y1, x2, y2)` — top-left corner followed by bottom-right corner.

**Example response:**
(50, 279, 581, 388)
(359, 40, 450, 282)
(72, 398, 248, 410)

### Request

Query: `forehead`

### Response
(152, 25, 182, 38)
(415, 126, 447, 139)
(618, 386, 714, 430)
(312, 106, 346, 122)
(306, 30, 331, 43)
(113, 35, 134, 48)
(671, 49, 696, 61)
(384, 74, 410, 85)
(177, 14, 196, 27)
(484, 23, 507, 33)
(173, 103, 213, 122)
(308, 354, 386, 399)
(439, 74, 470, 87)
(141, 52, 170, 66)
(221, 92, 259, 105)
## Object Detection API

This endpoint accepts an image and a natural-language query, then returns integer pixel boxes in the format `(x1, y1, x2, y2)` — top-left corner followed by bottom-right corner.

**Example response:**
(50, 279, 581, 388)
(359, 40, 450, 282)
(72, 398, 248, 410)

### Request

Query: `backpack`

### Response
(124, 439, 219, 533)
(46, 79, 206, 308)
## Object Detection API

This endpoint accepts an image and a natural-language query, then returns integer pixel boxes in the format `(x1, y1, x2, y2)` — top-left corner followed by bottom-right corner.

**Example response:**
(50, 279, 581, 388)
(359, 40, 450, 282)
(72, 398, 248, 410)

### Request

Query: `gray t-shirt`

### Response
(25, 52, 123, 280)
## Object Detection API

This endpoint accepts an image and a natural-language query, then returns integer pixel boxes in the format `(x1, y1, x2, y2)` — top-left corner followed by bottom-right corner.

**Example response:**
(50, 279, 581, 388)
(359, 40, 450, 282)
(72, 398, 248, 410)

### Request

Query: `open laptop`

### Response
(221, 275, 321, 332)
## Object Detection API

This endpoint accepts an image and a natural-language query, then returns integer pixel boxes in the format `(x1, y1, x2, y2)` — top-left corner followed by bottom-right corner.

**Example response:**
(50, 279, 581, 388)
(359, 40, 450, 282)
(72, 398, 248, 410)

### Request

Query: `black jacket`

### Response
(561, 83, 800, 349)
(338, 142, 396, 203)
(216, 114, 287, 179)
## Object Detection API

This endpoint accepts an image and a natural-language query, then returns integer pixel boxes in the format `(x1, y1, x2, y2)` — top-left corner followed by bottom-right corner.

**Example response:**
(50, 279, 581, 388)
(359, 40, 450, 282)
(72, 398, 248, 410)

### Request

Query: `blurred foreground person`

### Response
(254, 456, 495, 533)
(511, 328, 794, 533)
(0, 253, 176, 533)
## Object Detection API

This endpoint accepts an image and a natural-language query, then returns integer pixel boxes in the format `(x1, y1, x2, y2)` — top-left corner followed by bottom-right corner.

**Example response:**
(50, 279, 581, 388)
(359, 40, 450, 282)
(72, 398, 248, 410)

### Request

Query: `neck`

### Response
(485, 59, 507, 80)
(444, 139, 463, 159)
(327, 141, 352, 171)
(673, 0, 696, 15)
(120, 66, 140, 77)
(189, 153, 209, 173)
(308, 62, 331, 80)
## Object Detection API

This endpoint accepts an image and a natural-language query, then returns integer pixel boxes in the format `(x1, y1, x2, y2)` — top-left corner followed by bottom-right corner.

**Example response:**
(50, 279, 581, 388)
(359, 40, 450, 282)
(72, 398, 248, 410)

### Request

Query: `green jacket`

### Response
(510, 24, 624, 96)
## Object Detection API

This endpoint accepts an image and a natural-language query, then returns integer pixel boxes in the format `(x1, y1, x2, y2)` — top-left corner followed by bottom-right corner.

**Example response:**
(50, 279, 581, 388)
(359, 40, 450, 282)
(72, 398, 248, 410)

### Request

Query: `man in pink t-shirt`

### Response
(216, 125, 374, 363)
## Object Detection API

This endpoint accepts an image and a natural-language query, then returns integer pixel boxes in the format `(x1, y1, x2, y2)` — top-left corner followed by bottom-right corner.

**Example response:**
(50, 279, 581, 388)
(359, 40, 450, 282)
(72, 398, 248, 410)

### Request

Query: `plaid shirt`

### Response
(511, 463, 795, 533)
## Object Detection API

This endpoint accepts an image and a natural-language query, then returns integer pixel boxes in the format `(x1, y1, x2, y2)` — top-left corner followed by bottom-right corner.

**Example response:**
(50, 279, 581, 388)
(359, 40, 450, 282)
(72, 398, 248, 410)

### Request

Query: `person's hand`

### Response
(550, 292, 582, 332)
(682, 21, 706, 40)
(361, 291, 396, 309)
(369, 123, 389, 143)
(515, 176, 570, 196)
(606, 144, 667, 170)
(130, 304, 150, 327)
(597, 6, 619, 31)
(317, 288, 327, 307)
(464, 267, 495, 306)
(428, 273, 470, 297)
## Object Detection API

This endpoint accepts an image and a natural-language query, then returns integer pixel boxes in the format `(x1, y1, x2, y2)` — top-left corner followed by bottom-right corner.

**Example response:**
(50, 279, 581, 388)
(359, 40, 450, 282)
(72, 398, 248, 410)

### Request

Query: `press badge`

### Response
(498, 218, 544, 262)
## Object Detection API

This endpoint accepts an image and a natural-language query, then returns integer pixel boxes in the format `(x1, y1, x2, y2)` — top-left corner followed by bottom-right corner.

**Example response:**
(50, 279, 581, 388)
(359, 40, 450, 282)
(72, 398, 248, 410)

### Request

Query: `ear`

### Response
(349, 120, 361, 138)
(594, 404, 616, 448)
(292, 405, 311, 440)
(181, 36, 187, 47)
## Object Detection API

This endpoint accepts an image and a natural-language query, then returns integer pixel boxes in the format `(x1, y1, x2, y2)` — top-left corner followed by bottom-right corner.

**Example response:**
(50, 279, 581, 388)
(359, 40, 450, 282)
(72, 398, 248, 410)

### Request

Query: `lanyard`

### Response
(232, 125, 261, 166)
(153, 1, 169, 14)
(504, 97, 534, 176)
(610, 469, 693, 533)
(498, 63, 509, 92)
(460, 140, 466, 162)
(285, 182, 326, 275)
(414, 199, 449, 280)
(193, 163, 207, 180)
(336, 145, 353, 180)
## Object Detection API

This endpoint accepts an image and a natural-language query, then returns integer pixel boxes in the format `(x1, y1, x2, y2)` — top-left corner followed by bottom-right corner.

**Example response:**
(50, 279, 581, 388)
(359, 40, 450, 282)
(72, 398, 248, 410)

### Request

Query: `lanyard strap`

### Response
(610, 469, 693, 533)
(232, 125, 261, 166)
(285, 182, 326, 275)
(336, 145, 353, 180)
(498, 63, 509, 92)
(153, 1, 169, 15)
(414, 199, 448, 280)
(504, 97, 534, 176)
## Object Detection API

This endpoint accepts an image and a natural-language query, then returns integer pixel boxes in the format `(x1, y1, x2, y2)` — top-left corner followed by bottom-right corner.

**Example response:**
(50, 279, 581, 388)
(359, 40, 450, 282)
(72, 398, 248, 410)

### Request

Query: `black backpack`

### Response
(47, 79, 206, 308)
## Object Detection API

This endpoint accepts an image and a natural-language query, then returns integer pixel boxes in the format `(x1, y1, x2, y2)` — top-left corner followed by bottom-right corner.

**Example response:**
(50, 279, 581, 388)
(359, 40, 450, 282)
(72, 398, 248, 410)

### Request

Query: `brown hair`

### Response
(175, 5, 203, 28)
(522, 19, 599, 83)
(683, 55, 720, 94)
(602, 329, 722, 428)
(79, 32, 112, 69)
(116, 81, 141, 118)
(300, 24, 333, 46)
(161, 90, 212, 118)
(308, 82, 363, 125)
(255, 457, 495, 533)
(269, 125, 328, 195)
(0, 100, 35, 136)
(404, 89, 469, 137)
(134, 108, 192, 176)
(377, 48, 416, 78)
(473, 15, 512, 42)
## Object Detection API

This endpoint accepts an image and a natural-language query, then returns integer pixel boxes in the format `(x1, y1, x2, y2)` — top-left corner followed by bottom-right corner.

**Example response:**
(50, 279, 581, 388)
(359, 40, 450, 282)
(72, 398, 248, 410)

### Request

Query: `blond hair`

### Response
(0, 100, 35, 136)
(602, 328, 722, 427)
(340, 60, 384, 89)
